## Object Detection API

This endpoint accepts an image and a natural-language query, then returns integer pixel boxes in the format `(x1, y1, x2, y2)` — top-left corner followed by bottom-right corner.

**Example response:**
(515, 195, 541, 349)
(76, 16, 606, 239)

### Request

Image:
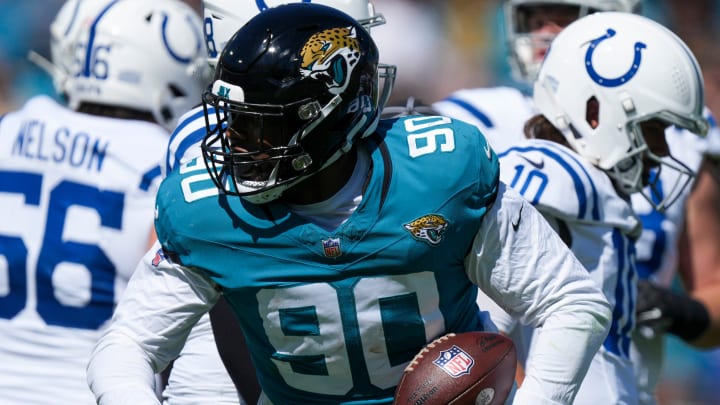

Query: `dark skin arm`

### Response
(210, 296, 261, 404)
(677, 156, 720, 348)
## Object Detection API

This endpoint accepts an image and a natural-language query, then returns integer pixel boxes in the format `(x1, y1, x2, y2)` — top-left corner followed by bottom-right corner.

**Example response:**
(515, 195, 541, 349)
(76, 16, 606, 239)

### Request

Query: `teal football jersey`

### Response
(155, 115, 499, 404)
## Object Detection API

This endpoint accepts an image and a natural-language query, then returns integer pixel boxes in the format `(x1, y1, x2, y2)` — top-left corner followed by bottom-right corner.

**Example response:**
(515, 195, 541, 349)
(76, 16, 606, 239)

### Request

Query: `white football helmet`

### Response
(64, 0, 210, 131)
(504, 0, 642, 84)
(202, 0, 385, 69)
(533, 11, 709, 211)
(28, 0, 112, 98)
(202, 0, 395, 110)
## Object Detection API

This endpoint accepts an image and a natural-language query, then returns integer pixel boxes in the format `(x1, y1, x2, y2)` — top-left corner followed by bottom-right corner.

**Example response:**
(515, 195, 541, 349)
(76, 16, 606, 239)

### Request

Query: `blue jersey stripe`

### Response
(167, 107, 208, 146)
(500, 144, 600, 221)
(603, 229, 635, 358)
(165, 107, 214, 174)
(442, 96, 494, 128)
(705, 110, 717, 128)
(621, 238, 637, 356)
(546, 143, 601, 221)
(139, 165, 161, 191)
(63, 0, 82, 36)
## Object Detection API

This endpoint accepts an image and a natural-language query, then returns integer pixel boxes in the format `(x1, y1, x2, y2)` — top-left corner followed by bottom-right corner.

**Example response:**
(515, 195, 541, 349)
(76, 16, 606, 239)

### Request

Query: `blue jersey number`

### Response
(204, 17, 218, 60)
(72, 43, 112, 80)
(0, 170, 124, 329)
(507, 164, 549, 204)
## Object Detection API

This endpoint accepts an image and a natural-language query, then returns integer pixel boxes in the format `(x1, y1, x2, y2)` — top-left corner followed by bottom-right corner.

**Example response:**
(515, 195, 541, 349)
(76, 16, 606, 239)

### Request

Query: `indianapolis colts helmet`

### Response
(45, 0, 114, 98)
(533, 12, 709, 211)
(505, 0, 642, 84)
(202, 0, 386, 70)
(64, 0, 210, 131)
(202, 3, 386, 204)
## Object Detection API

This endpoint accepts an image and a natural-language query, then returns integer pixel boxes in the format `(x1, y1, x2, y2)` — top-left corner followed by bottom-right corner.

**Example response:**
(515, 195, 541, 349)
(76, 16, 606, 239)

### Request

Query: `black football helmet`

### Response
(201, 3, 393, 204)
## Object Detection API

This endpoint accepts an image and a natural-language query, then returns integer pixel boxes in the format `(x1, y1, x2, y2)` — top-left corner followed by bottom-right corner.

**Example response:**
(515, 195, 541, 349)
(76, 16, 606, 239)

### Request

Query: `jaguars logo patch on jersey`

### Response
(300, 26, 360, 94)
(403, 214, 449, 246)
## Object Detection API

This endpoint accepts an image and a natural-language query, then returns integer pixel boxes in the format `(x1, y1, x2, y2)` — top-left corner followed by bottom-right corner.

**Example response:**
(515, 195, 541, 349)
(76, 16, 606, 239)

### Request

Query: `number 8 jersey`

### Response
(0, 95, 167, 404)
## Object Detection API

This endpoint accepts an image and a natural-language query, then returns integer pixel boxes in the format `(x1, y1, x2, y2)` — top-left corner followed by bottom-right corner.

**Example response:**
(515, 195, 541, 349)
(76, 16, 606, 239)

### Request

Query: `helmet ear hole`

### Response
(586, 96, 599, 129)
(161, 107, 172, 122)
(169, 84, 186, 98)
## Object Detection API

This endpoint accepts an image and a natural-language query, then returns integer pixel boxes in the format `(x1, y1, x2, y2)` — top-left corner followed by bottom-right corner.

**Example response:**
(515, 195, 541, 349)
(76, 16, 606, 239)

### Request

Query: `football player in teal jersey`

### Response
(160, 2, 393, 404)
(87, 4, 612, 404)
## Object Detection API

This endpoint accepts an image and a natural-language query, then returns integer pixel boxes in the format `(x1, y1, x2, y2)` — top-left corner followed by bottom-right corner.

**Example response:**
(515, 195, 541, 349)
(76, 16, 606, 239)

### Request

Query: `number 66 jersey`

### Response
(0, 95, 167, 404)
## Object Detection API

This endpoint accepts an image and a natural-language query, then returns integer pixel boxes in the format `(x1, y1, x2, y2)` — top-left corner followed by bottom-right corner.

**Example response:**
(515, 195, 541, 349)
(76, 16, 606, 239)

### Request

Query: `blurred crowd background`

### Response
(1, 0, 719, 403)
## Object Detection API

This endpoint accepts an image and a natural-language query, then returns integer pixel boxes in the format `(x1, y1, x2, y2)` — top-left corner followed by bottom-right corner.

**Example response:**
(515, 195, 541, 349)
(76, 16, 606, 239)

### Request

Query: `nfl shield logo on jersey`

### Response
(151, 248, 166, 267)
(322, 237, 342, 258)
(433, 345, 475, 377)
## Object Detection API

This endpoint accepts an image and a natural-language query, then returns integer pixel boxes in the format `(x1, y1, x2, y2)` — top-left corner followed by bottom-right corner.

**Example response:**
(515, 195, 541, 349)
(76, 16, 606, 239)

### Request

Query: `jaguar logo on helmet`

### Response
(300, 26, 361, 95)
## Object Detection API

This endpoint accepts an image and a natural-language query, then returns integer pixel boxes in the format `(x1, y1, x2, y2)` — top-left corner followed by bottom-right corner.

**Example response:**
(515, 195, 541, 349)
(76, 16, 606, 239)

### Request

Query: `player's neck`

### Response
(282, 148, 360, 205)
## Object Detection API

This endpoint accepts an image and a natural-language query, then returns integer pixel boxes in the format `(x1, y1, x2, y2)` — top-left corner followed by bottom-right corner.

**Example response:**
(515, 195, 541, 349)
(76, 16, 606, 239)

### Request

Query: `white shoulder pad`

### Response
(432, 86, 536, 153)
(164, 105, 215, 178)
(499, 140, 638, 233)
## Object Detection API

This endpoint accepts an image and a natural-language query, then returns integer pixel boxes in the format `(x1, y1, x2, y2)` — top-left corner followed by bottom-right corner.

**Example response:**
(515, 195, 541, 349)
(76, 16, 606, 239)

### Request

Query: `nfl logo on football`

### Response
(433, 345, 475, 377)
(322, 237, 342, 258)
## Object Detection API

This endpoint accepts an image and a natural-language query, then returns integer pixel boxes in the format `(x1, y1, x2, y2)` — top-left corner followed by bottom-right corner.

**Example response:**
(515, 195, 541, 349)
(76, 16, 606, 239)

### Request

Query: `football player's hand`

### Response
(635, 279, 710, 342)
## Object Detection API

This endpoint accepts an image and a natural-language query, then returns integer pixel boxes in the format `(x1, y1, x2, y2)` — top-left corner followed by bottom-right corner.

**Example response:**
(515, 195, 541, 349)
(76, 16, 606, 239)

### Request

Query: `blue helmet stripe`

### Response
(63, 0, 82, 37)
(82, 0, 120, 77)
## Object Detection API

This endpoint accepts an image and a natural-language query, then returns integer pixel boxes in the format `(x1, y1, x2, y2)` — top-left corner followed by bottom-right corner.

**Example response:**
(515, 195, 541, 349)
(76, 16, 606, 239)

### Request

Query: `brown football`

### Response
(393, 332, 516, 405)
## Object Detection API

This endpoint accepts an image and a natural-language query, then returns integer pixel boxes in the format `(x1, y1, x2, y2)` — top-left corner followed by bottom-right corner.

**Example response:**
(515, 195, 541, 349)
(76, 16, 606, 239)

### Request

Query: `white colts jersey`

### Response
(163, 105, 216, 177)
(498, 139, 641, 405)
(161, 104, 242, 405)
(0, 95, 167, 404)
(632, 108, 720, 285)
(436, 85, 720, 405)
(630, 108, 720, 405)
(432, 86, 535, 154)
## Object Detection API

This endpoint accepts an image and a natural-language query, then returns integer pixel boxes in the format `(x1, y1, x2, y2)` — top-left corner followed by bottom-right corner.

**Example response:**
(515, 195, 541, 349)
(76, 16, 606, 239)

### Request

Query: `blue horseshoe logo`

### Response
(255, 0, 312, 11)
(161, 13, 202, 64)
(585, 29, 646, 87)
